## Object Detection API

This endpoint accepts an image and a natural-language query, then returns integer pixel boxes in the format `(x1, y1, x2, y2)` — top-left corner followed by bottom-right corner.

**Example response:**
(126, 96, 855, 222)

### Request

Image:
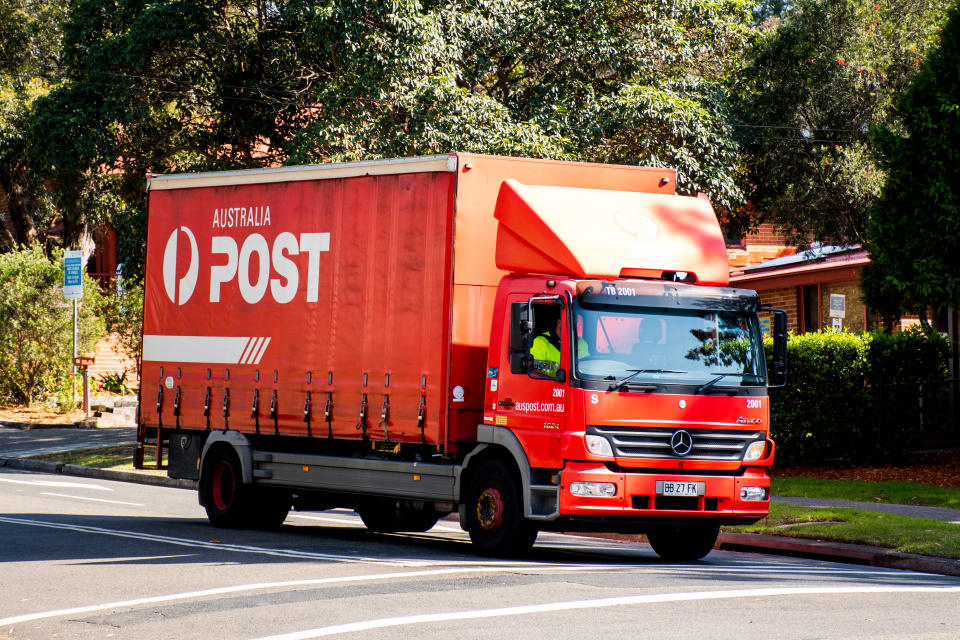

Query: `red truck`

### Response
(137, 153, 787, 560)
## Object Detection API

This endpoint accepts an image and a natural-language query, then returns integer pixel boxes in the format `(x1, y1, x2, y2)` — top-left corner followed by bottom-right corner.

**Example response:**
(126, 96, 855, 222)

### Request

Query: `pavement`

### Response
(2, 421, 959, 577)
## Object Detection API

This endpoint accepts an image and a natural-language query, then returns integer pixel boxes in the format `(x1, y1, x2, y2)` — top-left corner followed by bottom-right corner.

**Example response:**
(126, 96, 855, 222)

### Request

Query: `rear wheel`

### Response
(464, 459, 538, 557)
(646, 524, 720, 561)
(200, 446, 253, 528)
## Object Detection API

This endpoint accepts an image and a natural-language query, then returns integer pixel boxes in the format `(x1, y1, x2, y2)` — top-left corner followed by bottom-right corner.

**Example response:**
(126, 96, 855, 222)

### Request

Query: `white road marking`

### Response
(0, 515, 422, 566)
(0, 515, 594, 570)
(0, 477, 114, 491)
(288, 513, 463, 533)
(249, 585, 960, 640)
(0, 565, 617, 627)
(40, 492, 144, 507)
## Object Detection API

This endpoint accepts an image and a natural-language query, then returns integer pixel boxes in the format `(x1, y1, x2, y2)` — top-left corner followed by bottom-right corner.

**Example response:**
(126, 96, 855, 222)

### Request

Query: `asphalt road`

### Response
(2, 468, 959, 640)
(0, 426, 137, 457)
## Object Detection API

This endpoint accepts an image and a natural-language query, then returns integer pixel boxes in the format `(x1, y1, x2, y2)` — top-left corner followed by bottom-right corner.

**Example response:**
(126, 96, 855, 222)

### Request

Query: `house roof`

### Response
(731, 244, 869, 289)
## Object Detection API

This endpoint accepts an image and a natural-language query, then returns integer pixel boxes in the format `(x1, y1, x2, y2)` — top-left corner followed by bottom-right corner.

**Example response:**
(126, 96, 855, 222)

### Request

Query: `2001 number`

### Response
(746, 399, 762, 409)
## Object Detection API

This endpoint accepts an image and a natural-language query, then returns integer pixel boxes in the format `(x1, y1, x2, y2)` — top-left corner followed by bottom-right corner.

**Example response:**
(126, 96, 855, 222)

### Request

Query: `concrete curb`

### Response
(3, 456, 959, 577)
(0, 456, 197, 490)
(717, 532, 960, 577)
(1, 420, 99, 430)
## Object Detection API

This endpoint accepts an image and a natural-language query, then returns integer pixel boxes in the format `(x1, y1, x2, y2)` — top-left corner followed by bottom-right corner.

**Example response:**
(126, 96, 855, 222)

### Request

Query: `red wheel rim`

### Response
(476, 487, 504, 530)
(211, 460, 234, 512)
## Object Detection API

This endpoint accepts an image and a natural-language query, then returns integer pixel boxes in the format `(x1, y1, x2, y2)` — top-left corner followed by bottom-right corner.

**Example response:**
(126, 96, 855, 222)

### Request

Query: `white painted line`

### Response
(0, 516, 419, 567)
(40, 493, 145, 507)
(249, 585, 960, 640)
(0, 477, 114, 491)
(0, 565, 614, 627)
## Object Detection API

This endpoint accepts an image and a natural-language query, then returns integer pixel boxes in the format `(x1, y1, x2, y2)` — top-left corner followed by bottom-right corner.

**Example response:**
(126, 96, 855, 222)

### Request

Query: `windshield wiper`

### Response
(607, 369, 686, 392)
(696, 372, 759, 394)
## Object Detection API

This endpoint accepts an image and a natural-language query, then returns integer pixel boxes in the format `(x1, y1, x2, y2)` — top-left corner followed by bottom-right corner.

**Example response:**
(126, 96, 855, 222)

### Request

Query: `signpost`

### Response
(64, 251, 84, 405)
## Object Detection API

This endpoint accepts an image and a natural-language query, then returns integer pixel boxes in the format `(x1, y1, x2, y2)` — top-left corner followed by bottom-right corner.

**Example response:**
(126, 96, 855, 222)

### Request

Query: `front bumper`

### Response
(555, 461, 770, 524)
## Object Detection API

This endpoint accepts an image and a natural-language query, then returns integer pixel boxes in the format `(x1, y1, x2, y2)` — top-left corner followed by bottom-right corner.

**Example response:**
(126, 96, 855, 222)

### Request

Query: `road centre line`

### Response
(0, 565, 616, 627)
(40, 492, 144, 507)
(249, 585, 960, 640)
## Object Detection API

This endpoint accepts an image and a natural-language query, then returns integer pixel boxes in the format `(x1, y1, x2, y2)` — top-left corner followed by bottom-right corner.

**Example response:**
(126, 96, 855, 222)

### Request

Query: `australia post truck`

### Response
(137, 153, 787, 560)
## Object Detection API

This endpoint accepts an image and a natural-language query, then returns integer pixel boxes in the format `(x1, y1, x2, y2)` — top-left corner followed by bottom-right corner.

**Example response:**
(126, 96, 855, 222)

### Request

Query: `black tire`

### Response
(357, 498, 440, 533)
(646, 524, 720, 561)
(199, 446, 254, 528)
(251, 489, 291, 530)
(464, 459, 538, 557)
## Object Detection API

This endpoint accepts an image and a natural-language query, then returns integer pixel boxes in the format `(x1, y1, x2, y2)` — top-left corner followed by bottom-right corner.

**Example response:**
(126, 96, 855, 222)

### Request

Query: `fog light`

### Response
(585, 435, 613, 457)
(570, 482, 617, 497)
(743, 440, 767, 461)
(740, 486, 769, 501)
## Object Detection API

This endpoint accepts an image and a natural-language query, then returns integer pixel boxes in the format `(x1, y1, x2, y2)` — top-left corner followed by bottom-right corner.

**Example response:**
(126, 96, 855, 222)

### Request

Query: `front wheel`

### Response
(646, 524, 720, 561)
(464, 459, 537, 557)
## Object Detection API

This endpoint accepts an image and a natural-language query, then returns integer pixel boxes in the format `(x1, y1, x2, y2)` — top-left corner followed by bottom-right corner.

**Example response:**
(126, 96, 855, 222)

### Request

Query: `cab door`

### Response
(493, 294, 568, 468)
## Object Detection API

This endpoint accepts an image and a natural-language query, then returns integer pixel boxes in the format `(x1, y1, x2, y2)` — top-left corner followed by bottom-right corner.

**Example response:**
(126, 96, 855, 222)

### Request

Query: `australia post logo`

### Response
(161, 223, 330, 306)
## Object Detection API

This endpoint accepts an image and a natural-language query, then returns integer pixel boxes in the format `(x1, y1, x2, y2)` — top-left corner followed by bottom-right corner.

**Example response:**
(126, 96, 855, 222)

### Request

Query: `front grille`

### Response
(589, 425, 764, 461)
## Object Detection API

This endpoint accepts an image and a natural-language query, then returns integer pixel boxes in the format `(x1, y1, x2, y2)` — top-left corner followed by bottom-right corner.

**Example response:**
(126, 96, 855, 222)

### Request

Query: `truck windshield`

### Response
(573, 303, 765, 389)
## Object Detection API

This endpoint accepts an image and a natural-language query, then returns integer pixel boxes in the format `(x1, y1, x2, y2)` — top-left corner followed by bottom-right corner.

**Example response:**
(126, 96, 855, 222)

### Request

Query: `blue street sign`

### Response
(64, 250, 83, 299)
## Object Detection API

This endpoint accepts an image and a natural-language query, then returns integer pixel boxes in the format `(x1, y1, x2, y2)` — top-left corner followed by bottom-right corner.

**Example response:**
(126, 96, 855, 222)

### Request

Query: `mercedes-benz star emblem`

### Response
(670, 429, 693, 456)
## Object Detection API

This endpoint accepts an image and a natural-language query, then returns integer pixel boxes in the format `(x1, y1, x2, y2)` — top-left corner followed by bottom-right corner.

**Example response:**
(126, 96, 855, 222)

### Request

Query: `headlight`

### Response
(585, 435, 613, 457)
(570, 482, 617, 497)
(743, 440, 767, 461)
(740, 486, 769, 501)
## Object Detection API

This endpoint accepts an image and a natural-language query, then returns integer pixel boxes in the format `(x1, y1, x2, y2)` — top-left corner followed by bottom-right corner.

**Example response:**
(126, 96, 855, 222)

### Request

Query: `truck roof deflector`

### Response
(493, 179, 730, 286)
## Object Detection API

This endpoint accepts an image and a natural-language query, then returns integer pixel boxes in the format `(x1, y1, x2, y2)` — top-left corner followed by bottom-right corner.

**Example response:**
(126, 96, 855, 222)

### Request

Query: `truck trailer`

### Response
(137, 153, 787, 560)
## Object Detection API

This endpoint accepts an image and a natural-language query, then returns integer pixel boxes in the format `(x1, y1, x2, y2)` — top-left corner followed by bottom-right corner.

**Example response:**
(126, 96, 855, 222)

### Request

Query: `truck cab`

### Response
(462, 177, 788, 559)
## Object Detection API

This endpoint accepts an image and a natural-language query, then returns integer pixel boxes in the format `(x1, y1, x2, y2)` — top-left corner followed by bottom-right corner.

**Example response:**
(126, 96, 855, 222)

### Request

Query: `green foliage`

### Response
(21, 0, 760, 280)
(767, 327, 949, 464)
(0, 0, 65, 251)
(862, 3, 960, 322)
(0, 246, 104, 403)
(768, 330, 870, 463)
(100, 278, 143, 376)
(96, 371, 132, 395)
(739, 0, 950, 246)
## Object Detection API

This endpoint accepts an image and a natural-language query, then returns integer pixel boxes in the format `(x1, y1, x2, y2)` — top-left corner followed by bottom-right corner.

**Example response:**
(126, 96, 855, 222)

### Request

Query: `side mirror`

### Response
(509, 302, 534, 373)
(769, 309, 788, 387)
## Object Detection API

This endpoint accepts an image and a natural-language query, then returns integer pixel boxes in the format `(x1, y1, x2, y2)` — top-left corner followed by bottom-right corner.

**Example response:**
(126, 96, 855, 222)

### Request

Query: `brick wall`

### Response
(87, 334, 140, 391)
(756, 286, 800, 334)
(728, 223, 796, 269)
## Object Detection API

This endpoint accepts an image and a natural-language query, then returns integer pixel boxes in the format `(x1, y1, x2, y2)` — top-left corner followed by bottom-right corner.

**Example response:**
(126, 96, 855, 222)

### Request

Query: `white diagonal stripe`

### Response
(253, 337, 271, 364)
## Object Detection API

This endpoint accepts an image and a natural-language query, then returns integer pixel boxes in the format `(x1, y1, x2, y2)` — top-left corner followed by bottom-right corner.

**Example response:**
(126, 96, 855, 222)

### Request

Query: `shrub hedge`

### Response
(766, 327, 950, 464)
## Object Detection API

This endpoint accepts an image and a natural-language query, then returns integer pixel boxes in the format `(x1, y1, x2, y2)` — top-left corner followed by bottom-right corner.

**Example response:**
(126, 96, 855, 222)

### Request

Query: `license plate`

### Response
(656, 481, 705, 497)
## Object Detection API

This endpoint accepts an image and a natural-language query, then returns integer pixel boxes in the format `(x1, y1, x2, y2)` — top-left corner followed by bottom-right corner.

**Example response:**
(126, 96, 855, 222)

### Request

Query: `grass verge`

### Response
(726, 502, 960, 559)
(773, 476, 960, 510)
(28, 445, 164, 469)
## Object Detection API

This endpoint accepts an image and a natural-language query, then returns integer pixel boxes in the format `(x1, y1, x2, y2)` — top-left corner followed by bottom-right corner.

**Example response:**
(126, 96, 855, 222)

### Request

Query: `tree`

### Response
(28, 0, 759, 280)
(862, 2, 960, 325)
(738, 0, 950, 247)
(0, 0, 64, 251)
(285, 0, 758, 219)
(0, 246, 103, 403)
